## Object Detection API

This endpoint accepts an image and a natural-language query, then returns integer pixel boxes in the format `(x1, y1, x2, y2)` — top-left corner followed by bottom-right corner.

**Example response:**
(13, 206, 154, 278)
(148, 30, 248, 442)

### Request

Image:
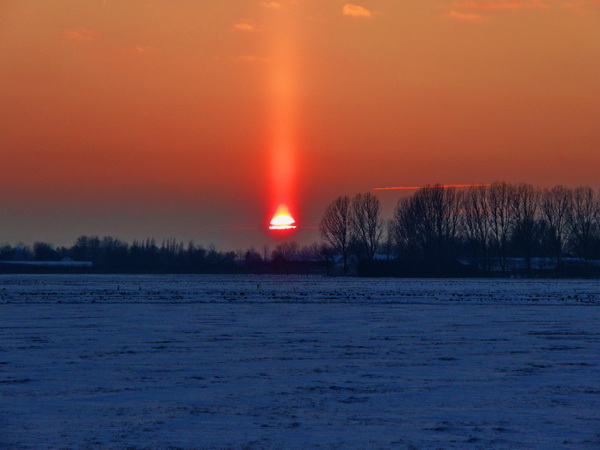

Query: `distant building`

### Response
(459, 257, 600, 277)
(0, 257, 92, 273)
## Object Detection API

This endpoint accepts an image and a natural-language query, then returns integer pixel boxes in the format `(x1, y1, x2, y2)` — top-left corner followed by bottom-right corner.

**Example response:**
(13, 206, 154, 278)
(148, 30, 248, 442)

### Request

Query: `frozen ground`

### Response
(0, 275, 599, 448)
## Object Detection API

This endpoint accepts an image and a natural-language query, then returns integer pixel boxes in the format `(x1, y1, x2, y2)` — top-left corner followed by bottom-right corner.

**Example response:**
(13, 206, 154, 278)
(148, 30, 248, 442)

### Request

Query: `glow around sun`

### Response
(269, 204, 297, 230)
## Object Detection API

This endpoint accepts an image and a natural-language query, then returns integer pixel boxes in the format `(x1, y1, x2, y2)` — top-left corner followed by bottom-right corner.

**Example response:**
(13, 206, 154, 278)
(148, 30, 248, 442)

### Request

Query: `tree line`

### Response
(0, 237, 235, 273)
(0, 236, 329, 274)
(2, 182, 598, 276)
(320, 183, 600, 277)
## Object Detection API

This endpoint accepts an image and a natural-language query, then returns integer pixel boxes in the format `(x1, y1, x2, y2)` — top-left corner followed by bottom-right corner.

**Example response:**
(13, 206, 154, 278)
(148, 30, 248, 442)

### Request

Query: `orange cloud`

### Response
(125, 45, 152, 54)
(446, 10, 489, 21)
(343, 4, 373, 17)
(451, 0, 548, 10)
(261, 2, 282, 9)
(63, 28, 95, 41)
(233, 23, 257, 32)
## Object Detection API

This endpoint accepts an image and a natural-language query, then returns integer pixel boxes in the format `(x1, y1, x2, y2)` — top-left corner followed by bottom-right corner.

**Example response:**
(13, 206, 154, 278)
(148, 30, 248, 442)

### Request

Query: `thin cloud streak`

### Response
(451, 0, 549, 10)
(447, 10, 489, 21)
(233, 23, 257, 32)
(63, 28, 95, 41)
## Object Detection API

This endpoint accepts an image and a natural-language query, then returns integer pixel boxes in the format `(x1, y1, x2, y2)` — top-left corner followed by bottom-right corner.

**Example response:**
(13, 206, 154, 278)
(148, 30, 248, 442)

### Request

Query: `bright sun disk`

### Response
(269, 204, 297, 230)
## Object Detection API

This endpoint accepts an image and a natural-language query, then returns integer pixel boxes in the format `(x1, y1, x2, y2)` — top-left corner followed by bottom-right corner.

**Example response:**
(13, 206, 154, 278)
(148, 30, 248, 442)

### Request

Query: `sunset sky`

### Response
(1, 0, 599, 250)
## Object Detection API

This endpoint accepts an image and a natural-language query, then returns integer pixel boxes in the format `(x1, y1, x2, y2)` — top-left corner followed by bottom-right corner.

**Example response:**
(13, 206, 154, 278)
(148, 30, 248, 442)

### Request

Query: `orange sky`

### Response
(1, 0, 599, 249)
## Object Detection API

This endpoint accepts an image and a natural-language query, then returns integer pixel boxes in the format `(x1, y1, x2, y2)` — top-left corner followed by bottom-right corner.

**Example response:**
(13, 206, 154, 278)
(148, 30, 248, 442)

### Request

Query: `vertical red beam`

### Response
(266, 5, 298, 230)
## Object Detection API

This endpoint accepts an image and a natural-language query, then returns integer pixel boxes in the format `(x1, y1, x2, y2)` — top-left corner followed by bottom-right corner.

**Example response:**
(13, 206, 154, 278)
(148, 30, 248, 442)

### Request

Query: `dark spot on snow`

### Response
(0, 378, 31, 384)
(339, 396, 370, 404)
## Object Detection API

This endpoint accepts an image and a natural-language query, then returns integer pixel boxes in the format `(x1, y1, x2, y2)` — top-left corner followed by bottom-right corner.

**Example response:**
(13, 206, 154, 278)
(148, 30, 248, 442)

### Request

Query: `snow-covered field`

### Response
(1, 275, 599, 448)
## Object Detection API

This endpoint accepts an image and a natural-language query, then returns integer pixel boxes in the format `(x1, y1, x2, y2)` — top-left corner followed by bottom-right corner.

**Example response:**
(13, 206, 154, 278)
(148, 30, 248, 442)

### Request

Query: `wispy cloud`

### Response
(63, 28, 95, 41)
(343, 4, 374, 18)
(261, 1, 282, 9)
(451, 0, 548, 10)
(446, 10, 489, 21)
(444, 0, 558, 22)
(233, 23, 257, 32)
(130, 46, 152, 54)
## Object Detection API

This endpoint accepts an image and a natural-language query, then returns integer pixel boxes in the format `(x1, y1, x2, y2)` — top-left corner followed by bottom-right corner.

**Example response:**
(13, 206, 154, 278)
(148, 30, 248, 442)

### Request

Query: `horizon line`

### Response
(373, 184, 493, 191)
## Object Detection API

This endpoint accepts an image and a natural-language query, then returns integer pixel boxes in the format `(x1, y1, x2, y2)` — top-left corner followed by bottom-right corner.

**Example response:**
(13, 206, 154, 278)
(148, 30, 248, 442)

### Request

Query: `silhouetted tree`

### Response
(271, 241, 301, 261)
(13, 244, 34, 261)
(488, 183, 517, 273)
(185, 241, 207, 270)
(462, 185, 493, 273)
(393, 185, 462, 274)
(569, 186, 599, 264)
(33, 242, 59, 261)
(320, 196, 352, 274)
(511, 184, 540, 275)
(71, 236, 101, 262)
(0, 245, 14, 260)
(104, 237, 129, 271)
(299, 242, 322, 261)
(391, 196, 419, 261)
(541, 185, 573, 268)
(383, 220, 395, 261)
(351, 192, 383, 261)
(244, 247, 263, 272)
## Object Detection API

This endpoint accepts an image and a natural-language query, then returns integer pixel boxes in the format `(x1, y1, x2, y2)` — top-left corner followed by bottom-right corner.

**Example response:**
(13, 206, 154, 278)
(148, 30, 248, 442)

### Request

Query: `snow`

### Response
(1, 275, 599, 448)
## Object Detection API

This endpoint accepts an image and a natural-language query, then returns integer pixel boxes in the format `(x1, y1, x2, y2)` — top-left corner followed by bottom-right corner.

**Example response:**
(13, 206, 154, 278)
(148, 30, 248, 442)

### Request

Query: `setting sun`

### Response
(269, 204, 297, 230)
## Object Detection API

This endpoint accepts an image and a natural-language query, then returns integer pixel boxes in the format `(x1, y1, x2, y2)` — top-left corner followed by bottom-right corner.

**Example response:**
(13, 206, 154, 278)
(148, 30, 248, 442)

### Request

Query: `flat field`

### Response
(1, 275, 599, 448)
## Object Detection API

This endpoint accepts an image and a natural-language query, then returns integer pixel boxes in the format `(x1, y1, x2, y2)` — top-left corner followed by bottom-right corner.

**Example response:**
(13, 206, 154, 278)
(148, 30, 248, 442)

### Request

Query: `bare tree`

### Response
(511, 183, 540, 274)
(569, 186, 599, 263)
(351, 192, 383, 261)
(244, 247, 263, 270)
(392, 185, 462, 272)
(541, 186, 573, 267)
(383, 220, 395, 261)
(271, 241, 301, 261)
(391, 196, 411, 258)
(320, 196, 352, 274)
(300, 242, 323, 261)
(33, 242, 59, 261)
(488, 182, 517, 273)
(72, 235, 101, 261)
(462, 185, 492, 272)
